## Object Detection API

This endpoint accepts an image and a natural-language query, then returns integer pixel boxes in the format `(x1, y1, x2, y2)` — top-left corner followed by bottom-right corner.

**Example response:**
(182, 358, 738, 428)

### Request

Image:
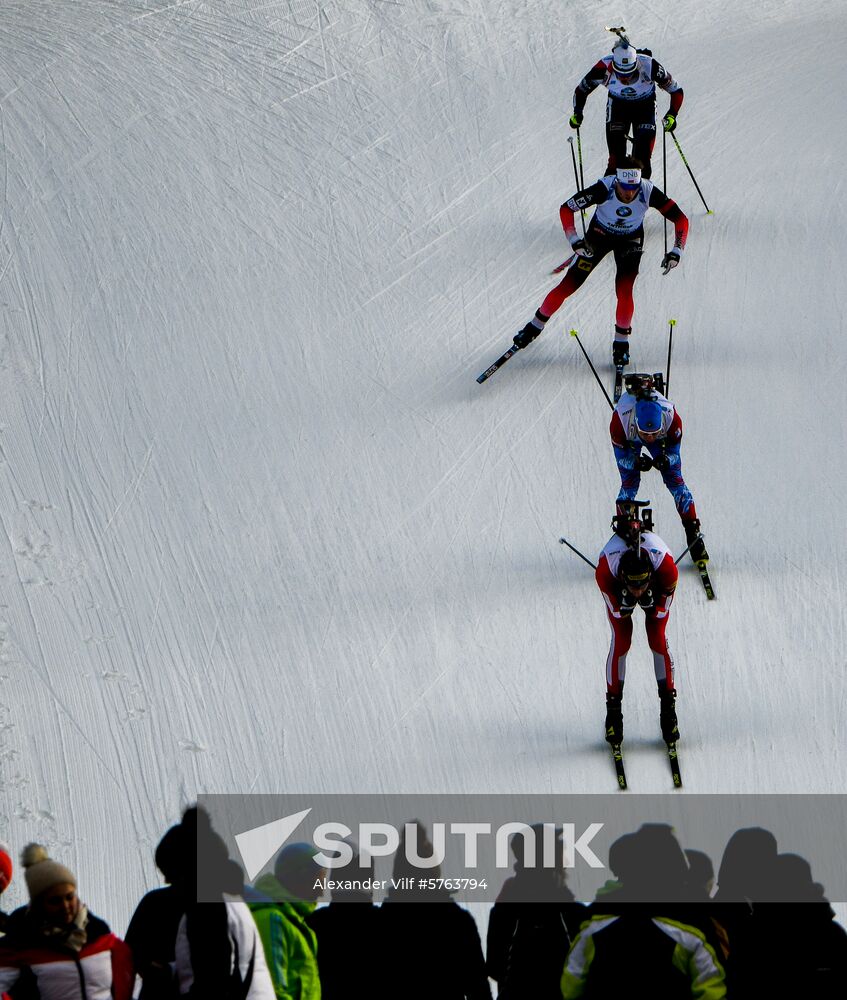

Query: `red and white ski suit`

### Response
(537, 179, 688, 330)
(595, 532, 678, 695)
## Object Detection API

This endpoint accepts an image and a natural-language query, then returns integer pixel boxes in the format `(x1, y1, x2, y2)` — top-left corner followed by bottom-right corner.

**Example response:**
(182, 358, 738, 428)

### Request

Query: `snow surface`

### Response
(0, 0, 846, 932)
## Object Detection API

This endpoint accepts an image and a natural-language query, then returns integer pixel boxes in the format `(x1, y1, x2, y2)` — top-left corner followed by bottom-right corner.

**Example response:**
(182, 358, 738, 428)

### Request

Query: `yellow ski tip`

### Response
(569, 329, 579, 337)
(668, 318, 677, 327)
(706, 210, 714, 215)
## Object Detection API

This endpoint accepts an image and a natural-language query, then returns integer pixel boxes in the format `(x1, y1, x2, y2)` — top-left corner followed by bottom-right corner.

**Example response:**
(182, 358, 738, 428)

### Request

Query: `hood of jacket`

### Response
(251, 873, 317, 919)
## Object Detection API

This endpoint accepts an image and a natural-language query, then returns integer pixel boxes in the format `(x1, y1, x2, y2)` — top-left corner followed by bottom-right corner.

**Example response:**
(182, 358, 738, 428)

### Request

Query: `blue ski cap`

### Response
(635, 399, 663, 435)
(616, 166, 642, 190)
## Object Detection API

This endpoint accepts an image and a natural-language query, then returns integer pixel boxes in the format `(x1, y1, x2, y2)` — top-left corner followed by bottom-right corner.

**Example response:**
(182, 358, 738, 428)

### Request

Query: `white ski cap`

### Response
(612, 43, 638, 74)
(616, 166, 642, 189)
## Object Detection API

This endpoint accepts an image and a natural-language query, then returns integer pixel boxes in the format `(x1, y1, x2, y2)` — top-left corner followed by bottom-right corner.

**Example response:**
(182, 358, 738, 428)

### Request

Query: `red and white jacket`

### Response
(0, 909, 133, 1000)
(595, 532, 678, 618)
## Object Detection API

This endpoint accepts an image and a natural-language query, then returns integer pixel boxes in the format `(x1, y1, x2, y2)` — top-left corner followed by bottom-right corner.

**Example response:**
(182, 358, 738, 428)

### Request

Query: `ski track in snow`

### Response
(0, 0, 844, 932)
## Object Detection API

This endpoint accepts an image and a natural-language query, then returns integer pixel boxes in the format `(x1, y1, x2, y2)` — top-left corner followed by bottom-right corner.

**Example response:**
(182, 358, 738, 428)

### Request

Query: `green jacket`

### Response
(250, 875, 321, 1000)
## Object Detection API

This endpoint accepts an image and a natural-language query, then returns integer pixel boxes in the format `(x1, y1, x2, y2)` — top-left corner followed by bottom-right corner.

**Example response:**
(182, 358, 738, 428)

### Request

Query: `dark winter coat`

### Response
(125, 885, 184, 999)
(308, 898, 381, 999)
(726, 901, 847, 998)
(486, 875, 587, 999)
(379, 891, 491, 1000)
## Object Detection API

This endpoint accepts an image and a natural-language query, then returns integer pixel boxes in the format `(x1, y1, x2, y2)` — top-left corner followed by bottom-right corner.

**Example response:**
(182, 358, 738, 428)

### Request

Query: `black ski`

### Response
(610, 740, 680, 788)
(666, 741, 683, 787)
(613, 364, 624, 402)
(676, 533, 716, 600)
(695, 559, 715, 600)
(610, 743, 627, 790)
(476, 344, 519, 384)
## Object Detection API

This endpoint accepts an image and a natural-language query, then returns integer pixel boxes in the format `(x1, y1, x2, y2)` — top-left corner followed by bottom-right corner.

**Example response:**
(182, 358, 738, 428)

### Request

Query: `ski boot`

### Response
(513, 313, 546, 350)
(684, 518, 709, 563)
(612, 326, 631, 367)
(659, 687, 680, 744)
(605, 693, 624, 745)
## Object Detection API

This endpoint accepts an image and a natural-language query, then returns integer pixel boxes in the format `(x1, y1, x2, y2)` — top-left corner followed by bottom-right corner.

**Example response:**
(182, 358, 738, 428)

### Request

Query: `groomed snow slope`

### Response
(0, 0, 845, 927)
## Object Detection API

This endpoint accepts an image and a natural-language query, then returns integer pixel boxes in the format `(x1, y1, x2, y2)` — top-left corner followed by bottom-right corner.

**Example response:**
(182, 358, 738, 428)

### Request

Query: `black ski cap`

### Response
(618, 548, 651, 585)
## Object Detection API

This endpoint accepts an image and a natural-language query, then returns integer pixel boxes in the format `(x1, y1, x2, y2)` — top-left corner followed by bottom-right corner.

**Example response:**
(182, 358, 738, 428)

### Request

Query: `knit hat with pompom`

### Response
(21, 844, 77, 901)
(0, 841, 12, 892)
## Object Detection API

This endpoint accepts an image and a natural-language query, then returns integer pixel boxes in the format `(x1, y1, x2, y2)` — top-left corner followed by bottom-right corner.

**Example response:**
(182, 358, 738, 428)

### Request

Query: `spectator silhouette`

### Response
(713, 826, 778, 906)
(0, 841, 11, 937)
(125, 823, 187, 998)
(174, 805, 275, 998)
(308, 842, 381, 999)
(380, 821, 491, 1000)
(711, 824, 779, 982)
(486, 824, 586, 998)
(561, 824, 726, 998)
(249, 842, 325, 1000)
(0, 843, 134, 999)
(775, 852, 847, 989)
(724, 848, 847, 999)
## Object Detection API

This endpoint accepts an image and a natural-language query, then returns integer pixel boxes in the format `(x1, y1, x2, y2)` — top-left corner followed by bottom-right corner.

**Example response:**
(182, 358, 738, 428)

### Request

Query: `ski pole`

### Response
(570, 329, 614, 410)
(558, 536, 597, 571)
(671, 132, 712, 214)
(551, 253, 576, 275)
(576, 127, 586, 192)
(476, 343, 520, 384)
(567, 136, 587, 237)
(665, 318, 676, 396)
(662, 127, 668, 256)
(674, 532, 705, 566)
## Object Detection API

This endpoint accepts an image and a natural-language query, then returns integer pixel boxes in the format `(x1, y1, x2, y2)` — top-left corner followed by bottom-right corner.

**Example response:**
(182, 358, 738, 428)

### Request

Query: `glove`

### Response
(637, 588, 655, 610)
(569, 111, 583, 129)
(618, 589, 636, 617)
(662, 113, 677, 133)
(637, 453, 653, 472)
(652, 452, 671, 472)
(513, 322, 541, 350)
(661, 250, 680, 275)
(571, 238, 594, 259)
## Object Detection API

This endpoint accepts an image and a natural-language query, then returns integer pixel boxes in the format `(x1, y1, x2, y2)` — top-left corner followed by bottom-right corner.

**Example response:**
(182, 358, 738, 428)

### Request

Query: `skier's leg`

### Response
(632, 109, 657, 178)
(645, 608, 675, 691)
(649, 608, 680, 742)
(614, 445, 641, 505)
(538, 239, 611, 318)
(657, 463, 696, 522)
(653, 456, 708, 560)
(514, 242, 611, 347)
(605, 611, 633, 695)
(612, 233, 644, 339)
(605, 100, 628, 175)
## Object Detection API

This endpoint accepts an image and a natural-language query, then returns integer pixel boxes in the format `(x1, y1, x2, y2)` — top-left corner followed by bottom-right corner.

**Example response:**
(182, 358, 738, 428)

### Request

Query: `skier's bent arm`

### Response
(560, 181, 608, 243)
(649, 188, 689, 253)
(651, 60, 684, 115)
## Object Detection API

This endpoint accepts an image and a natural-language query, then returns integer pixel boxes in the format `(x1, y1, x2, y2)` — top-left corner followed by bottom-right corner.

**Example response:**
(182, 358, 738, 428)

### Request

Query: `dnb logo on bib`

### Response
(620, 87, 637, 98)
(616, 206, 633, 218)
